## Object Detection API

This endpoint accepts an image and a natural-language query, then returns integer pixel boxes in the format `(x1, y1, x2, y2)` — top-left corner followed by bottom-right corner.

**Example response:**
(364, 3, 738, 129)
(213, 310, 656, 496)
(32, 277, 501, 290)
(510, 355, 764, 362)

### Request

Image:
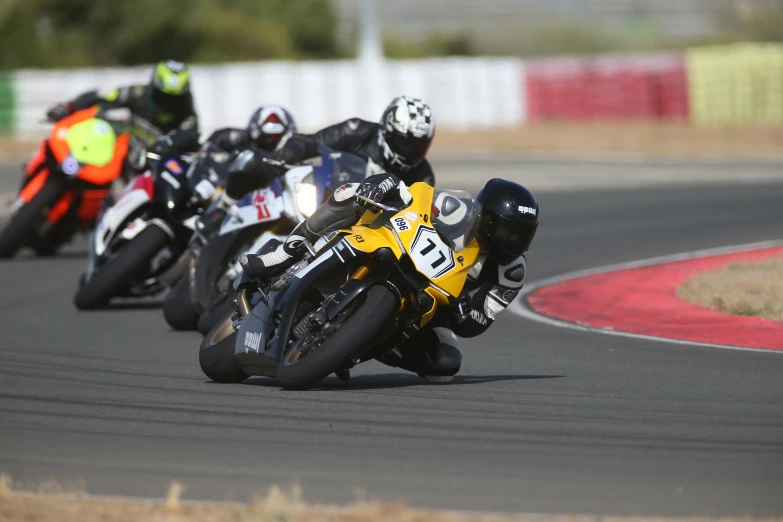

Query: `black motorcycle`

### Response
(74, 143, 228, 309)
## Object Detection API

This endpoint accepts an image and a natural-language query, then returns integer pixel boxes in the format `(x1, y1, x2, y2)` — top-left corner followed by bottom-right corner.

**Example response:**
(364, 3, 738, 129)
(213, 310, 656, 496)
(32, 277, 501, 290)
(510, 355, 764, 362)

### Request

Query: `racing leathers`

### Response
(240, 174, 526, 381)
(218, 118, 436, 206)
(149, 127, 253, 158)
(48, 84, 199, 148)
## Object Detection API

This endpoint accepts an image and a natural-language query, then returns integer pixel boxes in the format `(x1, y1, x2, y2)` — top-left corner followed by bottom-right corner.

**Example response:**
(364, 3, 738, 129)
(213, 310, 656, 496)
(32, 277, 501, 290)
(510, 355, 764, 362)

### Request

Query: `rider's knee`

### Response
(428, 343, 462, 376)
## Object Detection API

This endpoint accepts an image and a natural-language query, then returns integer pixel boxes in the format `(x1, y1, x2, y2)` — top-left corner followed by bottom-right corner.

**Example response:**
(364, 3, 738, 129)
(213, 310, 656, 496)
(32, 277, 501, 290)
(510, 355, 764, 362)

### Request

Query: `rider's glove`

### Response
(355, 174, 398, 207)
(454, 293, 473, 323)
(149, 134, 175, 157)
(46, 102, 74, 122)
(149, 134, 174, 157)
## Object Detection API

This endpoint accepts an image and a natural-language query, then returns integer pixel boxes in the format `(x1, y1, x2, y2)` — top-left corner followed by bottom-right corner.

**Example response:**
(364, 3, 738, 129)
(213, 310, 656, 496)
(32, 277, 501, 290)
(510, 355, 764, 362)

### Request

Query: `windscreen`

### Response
(187, 142, 229, 186)
(317, 145, 368, 185)
(431, 189, 481, 253)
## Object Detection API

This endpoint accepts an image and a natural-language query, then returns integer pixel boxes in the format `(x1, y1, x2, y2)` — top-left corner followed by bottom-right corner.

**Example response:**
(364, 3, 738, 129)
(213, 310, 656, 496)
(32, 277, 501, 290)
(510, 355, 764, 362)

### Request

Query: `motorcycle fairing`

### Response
(93, 179, 153, 257)
(344, 183, 480, 298)
(233, 234, 358, 366)
(219, 179, 284, 235)
(49, 107, 130, 186)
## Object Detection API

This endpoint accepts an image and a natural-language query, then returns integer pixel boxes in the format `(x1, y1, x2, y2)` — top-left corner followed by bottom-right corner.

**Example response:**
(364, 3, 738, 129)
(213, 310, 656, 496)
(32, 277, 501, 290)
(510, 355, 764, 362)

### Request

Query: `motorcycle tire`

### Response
(163, 276, 200, 331)
(73, 225, 170, 310)
(0, 181, 63, 259)
(275, 285, 398, 390)
(199, 311, 248, 384)
(196, 292, 234, 336)
(28, 211, 78, 257)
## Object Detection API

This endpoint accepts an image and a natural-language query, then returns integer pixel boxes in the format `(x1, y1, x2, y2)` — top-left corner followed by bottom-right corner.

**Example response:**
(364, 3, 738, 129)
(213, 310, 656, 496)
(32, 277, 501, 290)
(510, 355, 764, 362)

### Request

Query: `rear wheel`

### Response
(163, 276, 200, 331)
(275, 285, 398, 390)
(0, 181, 63, 259)
(73, 226, 169, 310)
(199, 311, 248, 383)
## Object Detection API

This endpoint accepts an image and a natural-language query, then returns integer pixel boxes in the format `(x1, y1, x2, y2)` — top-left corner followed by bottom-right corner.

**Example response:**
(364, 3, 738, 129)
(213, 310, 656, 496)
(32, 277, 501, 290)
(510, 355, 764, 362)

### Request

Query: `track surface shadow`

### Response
(89, 300, 165, 311)
(241, 373, 565, 391)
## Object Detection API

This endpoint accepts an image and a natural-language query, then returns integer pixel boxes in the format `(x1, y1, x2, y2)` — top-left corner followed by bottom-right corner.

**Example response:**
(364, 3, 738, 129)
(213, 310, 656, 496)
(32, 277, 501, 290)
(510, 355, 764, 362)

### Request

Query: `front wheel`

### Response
(196, 292, 234, 336)
(73, 225, 170, 310)
(0, 181, 63, 259)
(275, 285, 398, 390)
(163, 276, 200, 331)
(199, 310, 248, 383)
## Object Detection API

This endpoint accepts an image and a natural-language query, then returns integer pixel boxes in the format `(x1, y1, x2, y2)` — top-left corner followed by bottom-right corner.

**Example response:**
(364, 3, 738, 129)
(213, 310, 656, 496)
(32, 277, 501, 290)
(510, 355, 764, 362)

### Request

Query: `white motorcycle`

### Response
(163, 146, 371, 333)
(74, 143, 228, 310)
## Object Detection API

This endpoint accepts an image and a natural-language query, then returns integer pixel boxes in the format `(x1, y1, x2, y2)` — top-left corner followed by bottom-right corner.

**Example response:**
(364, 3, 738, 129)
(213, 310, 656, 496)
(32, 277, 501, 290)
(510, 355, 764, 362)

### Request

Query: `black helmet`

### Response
(150, 60, 191, 114)
(475, 179, 539, 265)
(377, 96, 435, 172)
(247, 106, 297, 151)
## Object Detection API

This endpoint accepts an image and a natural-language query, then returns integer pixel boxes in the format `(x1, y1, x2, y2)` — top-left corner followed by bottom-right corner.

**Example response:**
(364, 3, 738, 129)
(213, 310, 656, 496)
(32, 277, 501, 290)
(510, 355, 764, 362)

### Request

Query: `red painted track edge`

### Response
(512, 240, 783, 353)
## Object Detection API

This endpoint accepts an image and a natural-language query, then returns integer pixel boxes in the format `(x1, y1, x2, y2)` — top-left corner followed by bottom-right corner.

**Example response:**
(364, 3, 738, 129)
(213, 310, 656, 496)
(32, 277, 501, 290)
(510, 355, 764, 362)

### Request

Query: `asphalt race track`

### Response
(0, 157, 782, 516)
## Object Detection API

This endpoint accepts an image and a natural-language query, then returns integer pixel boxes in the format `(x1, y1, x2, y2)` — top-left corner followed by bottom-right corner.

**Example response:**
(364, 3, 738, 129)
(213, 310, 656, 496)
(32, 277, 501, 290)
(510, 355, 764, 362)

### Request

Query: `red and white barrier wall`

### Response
(11, 58, 524, 138)
(6, 44, 781, 139)
(525, 53, 688, 121)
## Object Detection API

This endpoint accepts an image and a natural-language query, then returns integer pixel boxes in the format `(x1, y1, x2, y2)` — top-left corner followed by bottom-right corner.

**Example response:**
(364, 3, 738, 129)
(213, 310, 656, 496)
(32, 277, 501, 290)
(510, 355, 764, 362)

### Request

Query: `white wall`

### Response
(13, 58, 525, 139)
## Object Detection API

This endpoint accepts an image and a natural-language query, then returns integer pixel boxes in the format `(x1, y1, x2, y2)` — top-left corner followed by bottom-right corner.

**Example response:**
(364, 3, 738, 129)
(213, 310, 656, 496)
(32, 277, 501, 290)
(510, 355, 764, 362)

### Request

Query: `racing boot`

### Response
(239, 191, 362, 280)
(239, 221, 317, 280)
(377, 327, 462, 384)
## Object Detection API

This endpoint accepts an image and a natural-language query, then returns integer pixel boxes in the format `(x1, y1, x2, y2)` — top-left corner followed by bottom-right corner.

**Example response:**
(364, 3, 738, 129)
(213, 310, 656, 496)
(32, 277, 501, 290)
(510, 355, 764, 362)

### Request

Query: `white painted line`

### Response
(510, 239, 783, 354)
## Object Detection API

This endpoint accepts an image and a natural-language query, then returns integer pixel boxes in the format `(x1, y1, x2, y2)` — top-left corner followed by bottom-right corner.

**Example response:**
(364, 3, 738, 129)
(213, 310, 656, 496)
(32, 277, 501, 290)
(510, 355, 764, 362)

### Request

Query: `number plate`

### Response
(408, 225, 456, 279)
(393, 216, 410, 232)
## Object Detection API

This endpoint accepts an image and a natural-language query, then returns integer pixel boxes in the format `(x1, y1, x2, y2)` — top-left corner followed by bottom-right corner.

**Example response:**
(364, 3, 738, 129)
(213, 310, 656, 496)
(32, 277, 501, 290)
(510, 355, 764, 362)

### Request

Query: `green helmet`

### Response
(151, 60, 191, 96)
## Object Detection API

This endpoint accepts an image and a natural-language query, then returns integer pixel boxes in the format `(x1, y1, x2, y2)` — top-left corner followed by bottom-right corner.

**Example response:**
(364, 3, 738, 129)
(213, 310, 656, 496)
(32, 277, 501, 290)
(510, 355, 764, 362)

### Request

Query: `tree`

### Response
(0, 0, 340, 68)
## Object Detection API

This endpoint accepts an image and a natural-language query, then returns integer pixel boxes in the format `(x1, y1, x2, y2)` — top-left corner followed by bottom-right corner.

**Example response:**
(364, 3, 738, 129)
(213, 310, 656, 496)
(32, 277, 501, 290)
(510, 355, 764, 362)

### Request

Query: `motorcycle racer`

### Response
(46, 60, 198, 148)
(193, 96, 437, 238)
(147, 106, 298, 238)
(239, 174, 538, 382)
(149, 105, 297, 158)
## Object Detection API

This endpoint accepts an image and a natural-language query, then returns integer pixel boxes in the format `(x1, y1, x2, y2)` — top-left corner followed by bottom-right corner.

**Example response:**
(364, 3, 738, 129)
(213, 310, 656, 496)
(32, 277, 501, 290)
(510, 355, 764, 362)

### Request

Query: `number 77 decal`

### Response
(409, 226, 456, 279)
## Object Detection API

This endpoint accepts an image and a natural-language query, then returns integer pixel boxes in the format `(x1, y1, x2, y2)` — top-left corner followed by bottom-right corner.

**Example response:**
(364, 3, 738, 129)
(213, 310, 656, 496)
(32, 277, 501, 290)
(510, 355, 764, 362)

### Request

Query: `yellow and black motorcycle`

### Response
(199, 182, 482, 389)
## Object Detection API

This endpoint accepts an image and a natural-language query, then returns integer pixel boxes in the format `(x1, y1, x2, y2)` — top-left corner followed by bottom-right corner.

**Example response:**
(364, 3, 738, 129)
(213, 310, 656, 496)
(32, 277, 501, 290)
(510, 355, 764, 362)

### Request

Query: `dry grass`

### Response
(0, 476, 782, 522)
(432, 122, 783, 158)
(677, 256, 783, 322)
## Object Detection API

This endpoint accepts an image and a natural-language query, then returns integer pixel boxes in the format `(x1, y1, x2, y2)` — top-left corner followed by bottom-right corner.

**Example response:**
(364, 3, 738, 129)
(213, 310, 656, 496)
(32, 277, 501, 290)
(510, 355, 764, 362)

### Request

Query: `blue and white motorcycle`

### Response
(162, 146, 371, 333)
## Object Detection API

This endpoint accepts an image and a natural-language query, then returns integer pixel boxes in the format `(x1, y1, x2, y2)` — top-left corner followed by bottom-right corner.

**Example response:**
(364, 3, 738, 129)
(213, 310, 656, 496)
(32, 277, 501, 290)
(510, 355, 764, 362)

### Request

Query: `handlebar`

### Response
(262, 157, 296, 171)
(353, 193, 400, 213)
(145, 150, 203, 162)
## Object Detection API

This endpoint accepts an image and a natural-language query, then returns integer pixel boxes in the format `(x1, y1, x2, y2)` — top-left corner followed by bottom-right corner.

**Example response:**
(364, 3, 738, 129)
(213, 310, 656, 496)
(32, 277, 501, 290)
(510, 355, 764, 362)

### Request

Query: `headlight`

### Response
(296, 183, 318, 217)
(61, 156, 80, 176)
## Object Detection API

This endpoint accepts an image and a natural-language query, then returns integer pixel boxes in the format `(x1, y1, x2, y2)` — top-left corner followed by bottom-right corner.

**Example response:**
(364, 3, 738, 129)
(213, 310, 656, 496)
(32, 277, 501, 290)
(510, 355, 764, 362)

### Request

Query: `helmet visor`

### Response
(385, 132, 431, 167)
(486, 215, 537, 259)
(151, 88, 190, 115)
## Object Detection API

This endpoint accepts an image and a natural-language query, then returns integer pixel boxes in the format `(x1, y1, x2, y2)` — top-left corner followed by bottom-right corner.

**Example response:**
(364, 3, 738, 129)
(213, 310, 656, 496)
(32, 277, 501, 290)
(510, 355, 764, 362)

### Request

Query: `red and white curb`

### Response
(510, 240, 783, 354)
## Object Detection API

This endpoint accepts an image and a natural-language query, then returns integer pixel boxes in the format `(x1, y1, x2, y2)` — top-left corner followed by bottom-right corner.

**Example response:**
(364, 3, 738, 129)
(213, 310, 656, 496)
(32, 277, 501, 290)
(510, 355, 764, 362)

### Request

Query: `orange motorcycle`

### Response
(0, 106, 131, 258)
